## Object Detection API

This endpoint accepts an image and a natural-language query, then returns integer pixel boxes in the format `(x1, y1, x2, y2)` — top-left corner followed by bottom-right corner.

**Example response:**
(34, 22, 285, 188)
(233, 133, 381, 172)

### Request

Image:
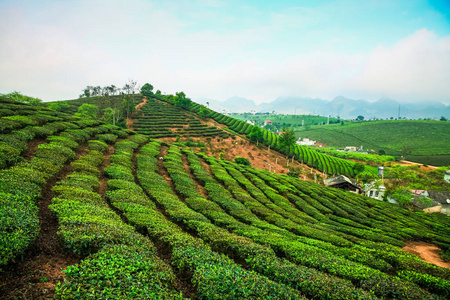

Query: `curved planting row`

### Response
(50, 135, 183, 299)
(133, 141, 304, 299)
(163, 145, 377, 299)
(0, 122, 132, 267)
(221, 160, 450, 295)
(184, 150, 445, 299)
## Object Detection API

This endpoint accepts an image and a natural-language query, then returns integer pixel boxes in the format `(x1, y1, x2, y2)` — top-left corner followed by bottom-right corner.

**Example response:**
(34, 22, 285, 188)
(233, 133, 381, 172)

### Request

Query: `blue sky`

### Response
(0, 0, 449, 104)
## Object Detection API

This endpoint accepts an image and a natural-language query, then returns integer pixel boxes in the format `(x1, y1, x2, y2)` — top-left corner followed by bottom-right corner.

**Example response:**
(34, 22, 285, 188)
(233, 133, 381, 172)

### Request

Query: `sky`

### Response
(0, 0, 449, 104)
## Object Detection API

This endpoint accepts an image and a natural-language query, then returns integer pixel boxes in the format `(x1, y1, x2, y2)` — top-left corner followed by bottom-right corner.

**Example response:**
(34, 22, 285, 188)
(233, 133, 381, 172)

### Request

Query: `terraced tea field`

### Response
(1, 96, 450, 299)
(134, 98, 229, 139)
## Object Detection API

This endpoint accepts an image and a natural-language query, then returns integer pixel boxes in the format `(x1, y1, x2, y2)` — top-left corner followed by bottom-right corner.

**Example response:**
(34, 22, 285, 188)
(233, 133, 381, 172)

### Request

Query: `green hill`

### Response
(294, 120, 450, 165)
(1, 93, 450, 299)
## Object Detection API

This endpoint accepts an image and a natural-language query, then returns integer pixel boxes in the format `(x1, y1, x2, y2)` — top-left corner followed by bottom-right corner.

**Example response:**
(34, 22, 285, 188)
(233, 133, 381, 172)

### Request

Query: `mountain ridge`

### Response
(198, 96, 450, 119)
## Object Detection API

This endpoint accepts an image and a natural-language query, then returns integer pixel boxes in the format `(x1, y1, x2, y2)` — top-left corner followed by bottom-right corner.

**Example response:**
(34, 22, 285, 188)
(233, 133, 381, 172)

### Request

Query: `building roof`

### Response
(410, 190, 426, 195)
(324, 175, 362, 191)
(427, 190, 450, 204)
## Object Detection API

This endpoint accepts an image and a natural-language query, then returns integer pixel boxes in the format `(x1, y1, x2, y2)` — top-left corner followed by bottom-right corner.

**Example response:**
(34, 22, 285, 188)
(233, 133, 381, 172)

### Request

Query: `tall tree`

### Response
(141, 83, 154, 96)
(279, 127, 296, 151)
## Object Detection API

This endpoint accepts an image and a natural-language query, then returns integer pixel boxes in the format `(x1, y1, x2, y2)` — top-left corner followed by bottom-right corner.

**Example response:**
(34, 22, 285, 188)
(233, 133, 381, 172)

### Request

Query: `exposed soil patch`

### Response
(403, 241, 450, 269)
(127, 96, 148, 130)
(158, 146, 174, 185)
(99, 144, 115, 197)
(392, 160, 438, 170)
(0, 143, 90, 299)
(23, 138, 46, 161)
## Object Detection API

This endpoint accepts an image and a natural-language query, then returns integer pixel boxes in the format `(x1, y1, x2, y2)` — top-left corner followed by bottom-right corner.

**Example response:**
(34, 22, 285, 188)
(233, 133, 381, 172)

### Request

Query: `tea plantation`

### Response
(1, 95, 450, 299)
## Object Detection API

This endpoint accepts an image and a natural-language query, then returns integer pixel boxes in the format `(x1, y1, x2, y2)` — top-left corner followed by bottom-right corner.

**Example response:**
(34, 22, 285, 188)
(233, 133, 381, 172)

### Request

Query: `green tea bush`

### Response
(56, 244, 182, 299)
(88, 140, 108, 152)
(97, 133, 118, 145)
(0, 193, 39, 266)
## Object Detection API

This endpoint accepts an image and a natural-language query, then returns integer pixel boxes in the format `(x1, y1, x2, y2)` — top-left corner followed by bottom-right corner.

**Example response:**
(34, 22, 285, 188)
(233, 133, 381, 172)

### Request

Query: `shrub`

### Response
(0, 192, 39, 266)
(234, 156, 250, 166)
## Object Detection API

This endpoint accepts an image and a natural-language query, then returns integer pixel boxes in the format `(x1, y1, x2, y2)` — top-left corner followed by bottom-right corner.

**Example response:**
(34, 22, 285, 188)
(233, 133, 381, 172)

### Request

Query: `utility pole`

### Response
(398, 105, 401, 120)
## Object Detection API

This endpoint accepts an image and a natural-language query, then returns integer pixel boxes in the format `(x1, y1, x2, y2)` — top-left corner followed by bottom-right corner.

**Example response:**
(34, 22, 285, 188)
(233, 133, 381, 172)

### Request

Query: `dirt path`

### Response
(0, 143, 90, 299)
(403, 241, 450, 269)
(395, 160, 438, 170)
(127, 96, 148, 131)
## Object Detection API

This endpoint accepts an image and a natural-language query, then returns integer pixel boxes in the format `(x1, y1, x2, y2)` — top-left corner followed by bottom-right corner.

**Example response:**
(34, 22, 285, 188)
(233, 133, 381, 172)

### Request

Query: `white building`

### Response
(296, 137, 316, 146)
(364, 181, 386, 200)
(444, 170, 450, 183)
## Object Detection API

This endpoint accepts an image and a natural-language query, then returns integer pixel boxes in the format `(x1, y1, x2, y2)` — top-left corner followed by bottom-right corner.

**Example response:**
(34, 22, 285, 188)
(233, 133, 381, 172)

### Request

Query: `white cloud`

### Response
(0, 1, 449, 106)
(348, 29, 450, 103)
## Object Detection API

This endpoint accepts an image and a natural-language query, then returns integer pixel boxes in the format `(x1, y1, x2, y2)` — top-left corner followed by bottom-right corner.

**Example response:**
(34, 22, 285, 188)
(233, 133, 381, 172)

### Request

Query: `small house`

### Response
(364, 181, 385, 200)
(344, 146, 358, 152)
(444, 170, 450, 183)
(264, 120, 272, 126)
(296, 138, 316, 146)
(324, 175, 363, 194)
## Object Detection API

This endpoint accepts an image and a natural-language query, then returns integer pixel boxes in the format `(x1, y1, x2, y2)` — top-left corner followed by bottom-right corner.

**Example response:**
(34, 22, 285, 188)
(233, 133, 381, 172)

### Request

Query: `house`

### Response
(296, 138, 316, 146)
(364, 181, 386, 200)
(277, 131, 285, 135)
(264, 120, 272, 126)
(324, 175, 363, 194)
(344, 146, 358, 152)
(246, 120, 255, 125)
(410, 190, 450, 216)
(314, 143, 327, 147)
(444, 170, 450, 183)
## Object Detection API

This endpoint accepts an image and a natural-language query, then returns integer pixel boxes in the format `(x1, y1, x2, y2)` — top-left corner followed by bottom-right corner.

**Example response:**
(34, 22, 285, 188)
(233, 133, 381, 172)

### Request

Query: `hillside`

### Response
(1, 94, 450, 299)
(293, 120, 450, 166)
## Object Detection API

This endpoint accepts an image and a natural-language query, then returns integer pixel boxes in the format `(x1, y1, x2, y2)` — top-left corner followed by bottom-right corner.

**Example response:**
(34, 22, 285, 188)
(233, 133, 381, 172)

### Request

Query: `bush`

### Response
(234, 156, 250, 166)
(56, 244, 182, 299)
(0, 192, 39, 265)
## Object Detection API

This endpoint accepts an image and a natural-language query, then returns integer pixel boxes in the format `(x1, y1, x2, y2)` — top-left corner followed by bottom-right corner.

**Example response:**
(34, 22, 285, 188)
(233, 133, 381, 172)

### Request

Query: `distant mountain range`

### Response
(196, 96, 450, 120)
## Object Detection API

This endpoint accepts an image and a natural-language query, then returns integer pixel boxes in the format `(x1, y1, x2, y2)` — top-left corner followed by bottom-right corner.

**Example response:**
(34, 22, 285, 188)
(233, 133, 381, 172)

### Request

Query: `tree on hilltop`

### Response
(174, 92, 192, 109)
(141, 83, 154, 97)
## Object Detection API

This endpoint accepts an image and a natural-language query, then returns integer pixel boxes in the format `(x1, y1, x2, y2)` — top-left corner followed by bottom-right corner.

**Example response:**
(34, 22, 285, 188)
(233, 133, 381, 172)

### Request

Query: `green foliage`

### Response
(48, 101, 69, 112)
(0, 193, 39, 265)
(1, 91, 43, 106)
(278, 127, 296, 151)
(173, 92, 192, 109)
(76, 103, 98, 119)
(352, 162, 366, 174)
(140, 83, 154, 96)
(56, 244, 182, 299)
(234, 156, 250, 166)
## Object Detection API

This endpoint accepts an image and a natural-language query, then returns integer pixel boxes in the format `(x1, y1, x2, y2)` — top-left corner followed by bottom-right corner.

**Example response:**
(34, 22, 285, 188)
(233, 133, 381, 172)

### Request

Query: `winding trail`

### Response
(403, 241, 450, 269)
(127, 96, 148, 130)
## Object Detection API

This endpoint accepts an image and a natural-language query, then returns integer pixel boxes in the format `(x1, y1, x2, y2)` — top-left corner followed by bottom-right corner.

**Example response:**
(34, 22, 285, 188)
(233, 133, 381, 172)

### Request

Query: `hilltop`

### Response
(1, 89, 450, 299)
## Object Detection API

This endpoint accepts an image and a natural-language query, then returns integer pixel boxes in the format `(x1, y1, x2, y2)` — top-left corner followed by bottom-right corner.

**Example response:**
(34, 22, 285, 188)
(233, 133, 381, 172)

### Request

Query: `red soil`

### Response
(403, 241, 450, 269)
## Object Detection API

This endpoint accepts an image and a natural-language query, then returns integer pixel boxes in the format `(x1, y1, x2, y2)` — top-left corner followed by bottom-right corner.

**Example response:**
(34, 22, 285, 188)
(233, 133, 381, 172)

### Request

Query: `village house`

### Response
(410, 190, 450, 216)
(264, 120, 272, 126)
(324, 175, 363, 194)
(344, 146, 358, 152)
(444, 170, 450, 183)
(296, 137, 316, 146)
(364, 181, 386, 200)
